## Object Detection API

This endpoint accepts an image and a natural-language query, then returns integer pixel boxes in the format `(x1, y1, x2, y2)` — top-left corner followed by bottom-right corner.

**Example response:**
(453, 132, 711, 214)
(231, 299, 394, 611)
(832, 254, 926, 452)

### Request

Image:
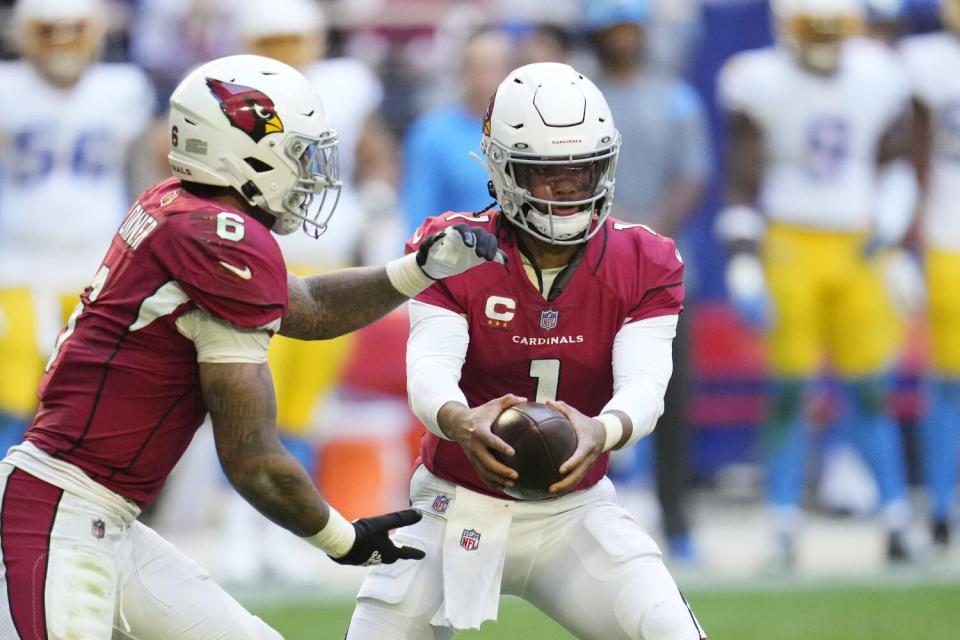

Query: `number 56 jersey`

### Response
(407, 211, 684, 498)
(717, 38, 910, 231)
(0, 61, 154, 291)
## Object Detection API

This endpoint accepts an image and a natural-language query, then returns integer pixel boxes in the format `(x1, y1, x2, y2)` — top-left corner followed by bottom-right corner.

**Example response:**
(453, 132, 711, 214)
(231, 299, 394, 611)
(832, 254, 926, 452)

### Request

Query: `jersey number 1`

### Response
(529, 359, 560, 402)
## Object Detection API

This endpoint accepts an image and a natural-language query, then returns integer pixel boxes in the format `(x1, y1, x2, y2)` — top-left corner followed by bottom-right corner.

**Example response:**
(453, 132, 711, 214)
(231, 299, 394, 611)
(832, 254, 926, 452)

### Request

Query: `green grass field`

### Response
(249, 580, 960, 639)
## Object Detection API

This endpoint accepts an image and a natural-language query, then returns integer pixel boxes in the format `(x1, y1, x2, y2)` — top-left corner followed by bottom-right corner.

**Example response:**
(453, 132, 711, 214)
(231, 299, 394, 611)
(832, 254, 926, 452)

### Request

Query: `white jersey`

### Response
(0, 61, 154, 290)
(277, 57, 384, 267)
(901, 32, 960, 251)
(718, 39, 910, 230)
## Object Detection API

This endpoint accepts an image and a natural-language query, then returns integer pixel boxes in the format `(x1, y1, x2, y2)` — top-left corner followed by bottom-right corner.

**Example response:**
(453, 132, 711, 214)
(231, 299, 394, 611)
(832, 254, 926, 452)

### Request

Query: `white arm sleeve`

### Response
(601, 314, 678, 446)
(406, 300, 470, 440)
(175, 308, 271, 364)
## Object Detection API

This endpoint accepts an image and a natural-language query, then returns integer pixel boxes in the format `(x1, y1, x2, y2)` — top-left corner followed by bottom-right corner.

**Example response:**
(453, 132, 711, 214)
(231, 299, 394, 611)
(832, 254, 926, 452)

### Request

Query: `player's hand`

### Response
(442, 394, 525, 491)
(329, 509, 426, 566)
(546, 400, 605, 497)
(725, 252, 773, 330)
(416, 223, 507, 280)
(879, 248, 925, 317)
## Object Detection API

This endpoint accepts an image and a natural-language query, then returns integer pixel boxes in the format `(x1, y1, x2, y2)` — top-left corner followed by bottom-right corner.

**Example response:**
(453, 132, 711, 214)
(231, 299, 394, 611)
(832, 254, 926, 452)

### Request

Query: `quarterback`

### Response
(346, 63, 706, 640)
(716, 0, 918, 566)
(0, 55, 503, 638)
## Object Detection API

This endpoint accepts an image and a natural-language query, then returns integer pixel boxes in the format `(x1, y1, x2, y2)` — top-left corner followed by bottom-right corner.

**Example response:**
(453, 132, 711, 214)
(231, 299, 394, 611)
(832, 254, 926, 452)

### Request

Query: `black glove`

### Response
(330, 508, 426, 566)
(415, 223, 507, 280)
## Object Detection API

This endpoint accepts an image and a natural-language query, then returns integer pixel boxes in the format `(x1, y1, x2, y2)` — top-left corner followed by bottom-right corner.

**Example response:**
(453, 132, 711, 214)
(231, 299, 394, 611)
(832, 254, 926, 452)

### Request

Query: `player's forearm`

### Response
(436, 400, 472, 441)
(203, 362, 330, 536)
(281, 268, 407, 340)
(225, 450, 330, 536)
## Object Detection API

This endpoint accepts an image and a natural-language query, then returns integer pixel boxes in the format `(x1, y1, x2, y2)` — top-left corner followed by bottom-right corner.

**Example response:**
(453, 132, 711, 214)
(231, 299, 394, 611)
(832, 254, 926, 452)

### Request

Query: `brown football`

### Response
(491, 401, 577, 500)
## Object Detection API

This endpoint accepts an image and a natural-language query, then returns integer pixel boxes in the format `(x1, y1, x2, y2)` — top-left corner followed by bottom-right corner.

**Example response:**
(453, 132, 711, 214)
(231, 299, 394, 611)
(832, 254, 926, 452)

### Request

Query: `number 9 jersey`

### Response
(717, 38, 910, 231)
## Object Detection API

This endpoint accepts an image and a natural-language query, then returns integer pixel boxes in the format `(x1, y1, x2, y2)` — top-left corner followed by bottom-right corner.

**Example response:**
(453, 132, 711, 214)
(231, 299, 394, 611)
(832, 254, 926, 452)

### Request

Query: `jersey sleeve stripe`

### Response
(129, 282, 191, 331)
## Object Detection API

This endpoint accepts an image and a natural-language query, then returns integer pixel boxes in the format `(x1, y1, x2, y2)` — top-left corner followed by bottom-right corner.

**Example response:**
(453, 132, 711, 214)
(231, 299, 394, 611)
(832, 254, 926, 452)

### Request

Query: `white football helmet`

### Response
(773, 0, 864, 74)
(12, 0, 106, 86)
(481, 63, 620, 245)
(168, 55, 341, 236)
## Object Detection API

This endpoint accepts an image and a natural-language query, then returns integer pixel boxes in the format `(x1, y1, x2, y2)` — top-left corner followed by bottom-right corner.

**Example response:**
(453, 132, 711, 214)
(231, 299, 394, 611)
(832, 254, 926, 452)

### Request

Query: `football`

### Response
(491, 401, 578, 500)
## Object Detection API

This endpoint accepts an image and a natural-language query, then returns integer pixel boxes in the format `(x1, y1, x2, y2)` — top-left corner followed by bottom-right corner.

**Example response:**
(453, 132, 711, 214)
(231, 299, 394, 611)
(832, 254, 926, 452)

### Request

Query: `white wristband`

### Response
(304, 507, 356, 558)
(598, 413, 624, 452)
(386, 253, 435, 298)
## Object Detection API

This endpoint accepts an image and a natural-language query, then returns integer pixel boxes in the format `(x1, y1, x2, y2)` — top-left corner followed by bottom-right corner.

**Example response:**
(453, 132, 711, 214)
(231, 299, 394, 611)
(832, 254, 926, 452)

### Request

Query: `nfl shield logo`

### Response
(460, 528, 481, 551)
(91, 519, 105, 540)
(540, 309, 559, 331)
(432, 494, 450, 513)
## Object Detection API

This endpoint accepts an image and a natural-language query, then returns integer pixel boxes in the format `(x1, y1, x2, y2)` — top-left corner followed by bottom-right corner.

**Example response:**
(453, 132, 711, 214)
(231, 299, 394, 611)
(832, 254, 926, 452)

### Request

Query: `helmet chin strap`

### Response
(524, 204, 592, 243)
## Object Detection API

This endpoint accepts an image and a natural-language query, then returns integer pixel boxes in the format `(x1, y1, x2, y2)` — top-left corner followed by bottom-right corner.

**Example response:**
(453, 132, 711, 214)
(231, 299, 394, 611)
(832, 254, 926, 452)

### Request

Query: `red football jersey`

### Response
(26, 178, 288, 507)
(407, 211, 684, 498)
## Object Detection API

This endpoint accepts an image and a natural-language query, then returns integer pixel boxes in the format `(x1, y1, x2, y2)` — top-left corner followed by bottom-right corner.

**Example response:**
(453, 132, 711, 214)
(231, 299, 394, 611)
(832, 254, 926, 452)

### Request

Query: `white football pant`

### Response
(0, 463, 281, 639)
(347, 466, 706, 640)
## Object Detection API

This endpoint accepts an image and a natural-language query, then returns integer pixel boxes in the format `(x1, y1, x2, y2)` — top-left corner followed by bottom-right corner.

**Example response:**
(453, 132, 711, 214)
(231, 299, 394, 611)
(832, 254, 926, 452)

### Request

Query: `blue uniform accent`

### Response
(764, 379, 812, 507)
(834, 376, 908, 506)
(0, 413, 28, 459)
(920, 377, 960, 519)
(10, 127, 113, 184)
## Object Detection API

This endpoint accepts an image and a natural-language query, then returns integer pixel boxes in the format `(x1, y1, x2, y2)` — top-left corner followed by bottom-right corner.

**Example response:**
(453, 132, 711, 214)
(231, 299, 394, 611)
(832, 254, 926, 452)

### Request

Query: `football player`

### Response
(0, 54, 503, 638)
(901, 0, 960, 548)
(218, 0, 403, 581)
(716, 0, 919, 567)
(0, 0, 155, 455)
(346, 63, 706, 640)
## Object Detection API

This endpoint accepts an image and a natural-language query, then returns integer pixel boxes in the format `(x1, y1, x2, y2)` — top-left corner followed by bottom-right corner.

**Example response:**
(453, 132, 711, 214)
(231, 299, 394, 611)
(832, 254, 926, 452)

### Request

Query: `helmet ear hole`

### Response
(244, 157, 273, 173)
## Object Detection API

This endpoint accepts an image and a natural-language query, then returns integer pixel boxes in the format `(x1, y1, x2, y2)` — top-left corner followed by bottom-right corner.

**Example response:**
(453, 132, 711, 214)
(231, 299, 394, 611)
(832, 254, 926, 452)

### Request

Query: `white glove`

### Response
(386, 223, 507, 297)
(880, 249, 925, 318)
(416, 223, 506, 279)
(725, 252, 773, 330)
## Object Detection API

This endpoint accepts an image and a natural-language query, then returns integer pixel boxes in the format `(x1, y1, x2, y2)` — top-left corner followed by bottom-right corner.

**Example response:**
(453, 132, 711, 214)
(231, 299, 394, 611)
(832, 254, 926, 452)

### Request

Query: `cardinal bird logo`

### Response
(206, 77, 284, 142)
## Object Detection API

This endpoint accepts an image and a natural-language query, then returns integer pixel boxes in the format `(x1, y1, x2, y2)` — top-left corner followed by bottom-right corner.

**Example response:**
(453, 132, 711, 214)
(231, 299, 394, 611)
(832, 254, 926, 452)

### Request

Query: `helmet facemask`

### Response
(267, 131, 342, 236)
(490, 142, 619, 245)
(481, 62, 621, 246)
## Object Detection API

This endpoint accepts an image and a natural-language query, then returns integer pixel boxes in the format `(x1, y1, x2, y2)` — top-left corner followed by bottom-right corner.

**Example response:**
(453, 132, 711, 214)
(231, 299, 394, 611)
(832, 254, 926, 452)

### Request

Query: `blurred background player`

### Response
(216, 0, 404, 583)
(585, 0, 712, 562)
(400, 25, 514, 235)
(716, 0, 920, 568)
(0, 0, 155, 455)
(347, 62, 706, 640)
(901, 0, 960, 549)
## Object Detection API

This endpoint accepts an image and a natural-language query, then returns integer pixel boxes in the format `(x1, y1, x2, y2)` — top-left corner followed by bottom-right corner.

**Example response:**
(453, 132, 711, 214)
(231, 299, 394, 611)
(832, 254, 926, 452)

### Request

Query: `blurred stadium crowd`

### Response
(1, 0, 959, 586)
